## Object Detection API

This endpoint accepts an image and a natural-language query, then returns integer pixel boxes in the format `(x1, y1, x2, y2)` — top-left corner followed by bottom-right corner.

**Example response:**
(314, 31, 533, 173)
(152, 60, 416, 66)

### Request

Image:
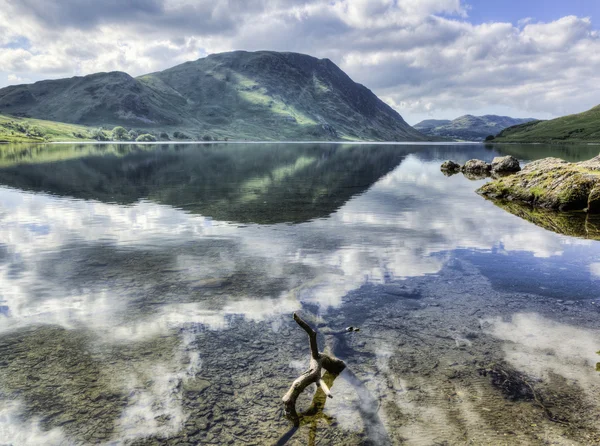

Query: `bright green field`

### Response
(0, 114, 105, 143)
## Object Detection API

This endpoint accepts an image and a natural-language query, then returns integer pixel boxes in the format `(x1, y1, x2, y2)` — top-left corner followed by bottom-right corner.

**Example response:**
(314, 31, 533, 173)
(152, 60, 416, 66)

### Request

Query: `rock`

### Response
(491, 156, 520, 174)
(382, 284, 421, 299)
(440, 160, 461, 174)
(183, 378, 211, 396)
(588, 186, 600, 213)
(478, 155, 600, 213)
(189, 278, 231, 289)
(462, 159, 491, 174)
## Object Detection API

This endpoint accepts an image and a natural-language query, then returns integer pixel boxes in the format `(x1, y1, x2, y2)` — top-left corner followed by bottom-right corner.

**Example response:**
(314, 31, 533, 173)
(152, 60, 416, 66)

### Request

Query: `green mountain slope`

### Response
(414, 115, 535, 141)
(0, 51, 426, 142)
(492, 105, 600, 143)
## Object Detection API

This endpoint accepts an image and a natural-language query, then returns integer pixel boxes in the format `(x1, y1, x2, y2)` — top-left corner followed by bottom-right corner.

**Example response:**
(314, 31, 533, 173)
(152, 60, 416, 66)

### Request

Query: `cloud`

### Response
(0, 0, 599, 120)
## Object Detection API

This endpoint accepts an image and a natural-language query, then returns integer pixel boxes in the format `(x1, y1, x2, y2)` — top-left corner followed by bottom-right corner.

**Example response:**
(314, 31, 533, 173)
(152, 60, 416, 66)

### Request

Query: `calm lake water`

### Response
(0, 142, 599, 445)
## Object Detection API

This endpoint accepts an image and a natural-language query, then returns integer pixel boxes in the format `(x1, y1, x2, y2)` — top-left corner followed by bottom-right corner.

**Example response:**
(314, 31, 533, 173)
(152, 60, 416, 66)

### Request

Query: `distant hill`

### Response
(491, 105, 600, 143)
(414, 115, 536, 141)
(412, 119, 451, 130)
(0, 51, 427, 142)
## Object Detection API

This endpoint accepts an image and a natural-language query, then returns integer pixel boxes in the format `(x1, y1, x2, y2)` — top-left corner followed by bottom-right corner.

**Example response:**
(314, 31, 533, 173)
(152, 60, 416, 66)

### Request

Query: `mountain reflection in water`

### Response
(0, 142, 599, 445)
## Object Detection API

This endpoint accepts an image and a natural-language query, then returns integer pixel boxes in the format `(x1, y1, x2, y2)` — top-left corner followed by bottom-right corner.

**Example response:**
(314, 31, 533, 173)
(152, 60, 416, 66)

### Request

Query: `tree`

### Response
(136, 134, 157, 142)
(172, 131, 190, 140)
(485, 135, 495, 141)
(92, 128, 108, 141)
(111, 126, 129, 141)
(27, 126, 44, 138)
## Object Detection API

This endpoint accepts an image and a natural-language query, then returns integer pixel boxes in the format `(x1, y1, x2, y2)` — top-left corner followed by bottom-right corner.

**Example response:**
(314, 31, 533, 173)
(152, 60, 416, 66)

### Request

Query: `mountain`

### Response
(414, 115, 536, 141)
(0, 51, 426, 142)
(412, 119, 451, 131)
(491, 105, 600, 143)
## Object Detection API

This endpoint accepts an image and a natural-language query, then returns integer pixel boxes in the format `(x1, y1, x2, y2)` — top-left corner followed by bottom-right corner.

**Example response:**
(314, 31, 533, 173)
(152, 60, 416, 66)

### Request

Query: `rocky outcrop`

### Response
(440, 160, 461, 173)
(491, 156, 521, 174)
(462, 159, 491, 174)
(478, 156, 600, 212)
(440, 157, 522, 180)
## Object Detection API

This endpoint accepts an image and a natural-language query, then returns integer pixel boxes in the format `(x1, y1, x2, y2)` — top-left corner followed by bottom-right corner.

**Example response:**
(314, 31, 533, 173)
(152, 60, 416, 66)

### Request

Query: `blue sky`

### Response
(1, 0, 600, 124)
(466, 0, 600, 26)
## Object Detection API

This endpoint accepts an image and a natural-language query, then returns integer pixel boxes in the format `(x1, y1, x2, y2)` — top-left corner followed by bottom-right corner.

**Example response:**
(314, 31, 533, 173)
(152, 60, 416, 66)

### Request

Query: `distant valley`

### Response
(414, 115, 536, 141)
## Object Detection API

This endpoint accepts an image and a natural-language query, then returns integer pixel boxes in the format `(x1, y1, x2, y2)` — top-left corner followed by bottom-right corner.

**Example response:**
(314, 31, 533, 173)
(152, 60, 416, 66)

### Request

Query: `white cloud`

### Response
(6, 74, 29, 84)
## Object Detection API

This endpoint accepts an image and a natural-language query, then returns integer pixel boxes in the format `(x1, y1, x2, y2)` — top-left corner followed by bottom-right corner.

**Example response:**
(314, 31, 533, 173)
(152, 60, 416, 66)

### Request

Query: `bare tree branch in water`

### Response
(282, 312, 346, 425)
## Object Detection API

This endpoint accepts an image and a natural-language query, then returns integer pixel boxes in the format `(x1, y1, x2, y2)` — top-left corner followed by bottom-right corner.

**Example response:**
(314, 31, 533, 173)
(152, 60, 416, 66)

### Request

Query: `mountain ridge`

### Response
(0, 50, 427, 142)
(414, 114, 536, 141)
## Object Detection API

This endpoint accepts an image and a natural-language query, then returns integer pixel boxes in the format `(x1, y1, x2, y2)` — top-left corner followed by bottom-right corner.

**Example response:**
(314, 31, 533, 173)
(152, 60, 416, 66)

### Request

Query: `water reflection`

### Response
(0, 142, 599, 444)
(480, 182, 600, 241)
(0, 143, 415, 224)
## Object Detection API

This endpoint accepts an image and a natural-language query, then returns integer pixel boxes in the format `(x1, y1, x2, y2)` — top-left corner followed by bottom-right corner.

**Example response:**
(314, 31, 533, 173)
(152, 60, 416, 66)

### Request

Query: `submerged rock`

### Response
(478, 155, 600, 212)
(491, 155, 521, 174)
(462, 159, 491, 174)
(440, 160, 461, 174)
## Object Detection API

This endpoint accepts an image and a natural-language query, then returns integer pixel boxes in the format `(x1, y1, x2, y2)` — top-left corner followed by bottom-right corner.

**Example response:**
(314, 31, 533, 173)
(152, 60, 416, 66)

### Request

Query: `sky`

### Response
(1, 0, 600, 125)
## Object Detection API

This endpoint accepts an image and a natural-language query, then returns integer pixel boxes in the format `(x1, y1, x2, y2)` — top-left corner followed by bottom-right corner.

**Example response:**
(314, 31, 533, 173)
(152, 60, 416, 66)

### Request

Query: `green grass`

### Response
(493, 105, 600, 143)
(0, 114, 107, 143)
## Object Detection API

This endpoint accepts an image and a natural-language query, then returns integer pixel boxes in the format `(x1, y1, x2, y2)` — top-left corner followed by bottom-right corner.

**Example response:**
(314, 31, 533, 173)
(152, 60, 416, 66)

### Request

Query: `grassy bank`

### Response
(0, 114, 105, 143)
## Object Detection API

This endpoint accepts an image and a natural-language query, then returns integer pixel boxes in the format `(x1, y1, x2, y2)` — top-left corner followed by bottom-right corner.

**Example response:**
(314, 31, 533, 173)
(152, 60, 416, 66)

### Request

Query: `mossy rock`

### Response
(478, 156, 600, 213)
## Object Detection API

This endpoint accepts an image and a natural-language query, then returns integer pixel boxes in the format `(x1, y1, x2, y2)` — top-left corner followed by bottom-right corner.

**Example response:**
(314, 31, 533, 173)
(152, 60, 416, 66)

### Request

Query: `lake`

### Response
(0, 142, 599, 445)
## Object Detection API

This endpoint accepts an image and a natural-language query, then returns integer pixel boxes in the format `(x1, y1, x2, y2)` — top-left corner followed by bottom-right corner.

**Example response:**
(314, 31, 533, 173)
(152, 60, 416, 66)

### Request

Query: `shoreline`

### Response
(2, 140, 481, 146)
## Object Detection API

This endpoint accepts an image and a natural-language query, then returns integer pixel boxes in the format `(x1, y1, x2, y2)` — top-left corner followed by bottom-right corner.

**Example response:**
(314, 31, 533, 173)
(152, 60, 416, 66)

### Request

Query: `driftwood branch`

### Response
(282, 312, 346, 425)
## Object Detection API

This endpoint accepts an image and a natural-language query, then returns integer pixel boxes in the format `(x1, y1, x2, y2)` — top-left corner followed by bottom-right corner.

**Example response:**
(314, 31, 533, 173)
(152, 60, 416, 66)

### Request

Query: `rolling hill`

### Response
(491, 105, 600, 143)
(414, 115, 535, 141)
(0, 51, 427, 142)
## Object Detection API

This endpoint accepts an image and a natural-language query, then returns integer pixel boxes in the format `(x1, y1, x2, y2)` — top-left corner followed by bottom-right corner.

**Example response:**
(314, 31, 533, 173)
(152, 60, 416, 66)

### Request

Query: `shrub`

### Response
(201, 134, 212, 141)
(92, 128, 108, 141)
(27, 126, 45, 138)
(7, 121, 27, 133)
(172, 131, 190, 140)
(136, 134, 157, 142)
(159, 132, 170, 140)
(111, 126, 129, 141)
